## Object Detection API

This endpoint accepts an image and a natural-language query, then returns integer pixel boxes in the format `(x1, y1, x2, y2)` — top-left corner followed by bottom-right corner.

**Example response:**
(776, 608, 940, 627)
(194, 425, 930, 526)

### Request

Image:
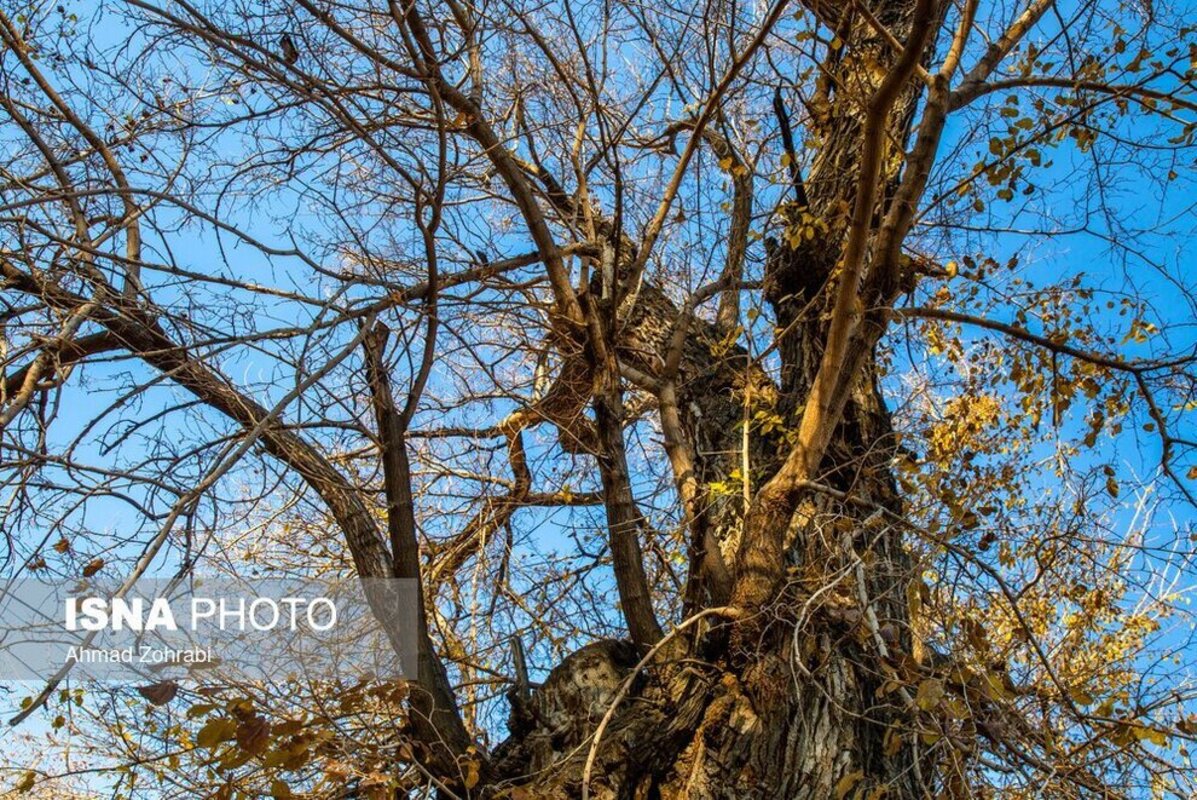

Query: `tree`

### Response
(2, 0, 1197, 797)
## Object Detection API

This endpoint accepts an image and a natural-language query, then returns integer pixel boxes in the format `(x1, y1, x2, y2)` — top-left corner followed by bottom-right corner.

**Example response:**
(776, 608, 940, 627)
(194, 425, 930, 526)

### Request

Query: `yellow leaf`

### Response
(196, 717, 238, 749)
(1132, 725, 1168, 747)
(15, 772, 36, 794)
(915, 678, 944, 710)
(835, 769, 864, 799)
(464, 759, 481, 790)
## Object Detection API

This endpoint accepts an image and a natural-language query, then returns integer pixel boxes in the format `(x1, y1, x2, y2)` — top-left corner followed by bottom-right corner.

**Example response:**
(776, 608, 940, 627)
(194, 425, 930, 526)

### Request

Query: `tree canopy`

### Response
(2, 0, 1197, 798)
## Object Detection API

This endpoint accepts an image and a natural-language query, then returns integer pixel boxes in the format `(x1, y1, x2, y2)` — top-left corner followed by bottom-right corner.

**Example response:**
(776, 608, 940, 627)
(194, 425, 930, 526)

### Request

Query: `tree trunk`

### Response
(486, 3, 946, 797)
(489, 328, 917, 799)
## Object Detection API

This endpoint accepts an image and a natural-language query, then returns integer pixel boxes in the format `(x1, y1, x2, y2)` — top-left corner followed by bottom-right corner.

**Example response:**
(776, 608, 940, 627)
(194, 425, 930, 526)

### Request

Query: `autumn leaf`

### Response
(235, 715, 272, 755)
(463, 749, 482, 790)
(834, 769, 864, 799)
(15, 771, 36, 794)
(196, 717, 238, 749)
(137, 680, 178, 706)
(1132, 725, 1169, 747)
(81, 558, 104, 577)
(915, 678, 945, 711)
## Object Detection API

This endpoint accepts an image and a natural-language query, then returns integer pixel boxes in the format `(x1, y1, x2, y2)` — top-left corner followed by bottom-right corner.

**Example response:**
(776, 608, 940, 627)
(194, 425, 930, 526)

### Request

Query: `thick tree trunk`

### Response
(488, 3, 946, 797)
(489, 265, 919, 799)
(489, 322, 917, 799)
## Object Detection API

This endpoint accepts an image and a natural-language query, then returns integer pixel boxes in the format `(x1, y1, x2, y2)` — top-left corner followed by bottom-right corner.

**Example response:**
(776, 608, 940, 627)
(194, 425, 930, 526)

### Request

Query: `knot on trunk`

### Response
(494, 639, 641, 779)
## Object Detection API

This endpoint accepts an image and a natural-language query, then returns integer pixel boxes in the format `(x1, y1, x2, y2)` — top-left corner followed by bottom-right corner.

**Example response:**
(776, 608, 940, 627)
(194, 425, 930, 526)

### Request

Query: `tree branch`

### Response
(2, 261, 478, 781)
(361, 322, 479, 773)
(593, 382, 664, 647)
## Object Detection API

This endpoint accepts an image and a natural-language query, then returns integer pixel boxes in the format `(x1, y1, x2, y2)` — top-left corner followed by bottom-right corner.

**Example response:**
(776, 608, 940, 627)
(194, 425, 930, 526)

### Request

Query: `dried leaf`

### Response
(196, 717, 238, 749)
(137, 680, 178, 706)
(834, 769, 864, 799)
(915, 678, 945, 710)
